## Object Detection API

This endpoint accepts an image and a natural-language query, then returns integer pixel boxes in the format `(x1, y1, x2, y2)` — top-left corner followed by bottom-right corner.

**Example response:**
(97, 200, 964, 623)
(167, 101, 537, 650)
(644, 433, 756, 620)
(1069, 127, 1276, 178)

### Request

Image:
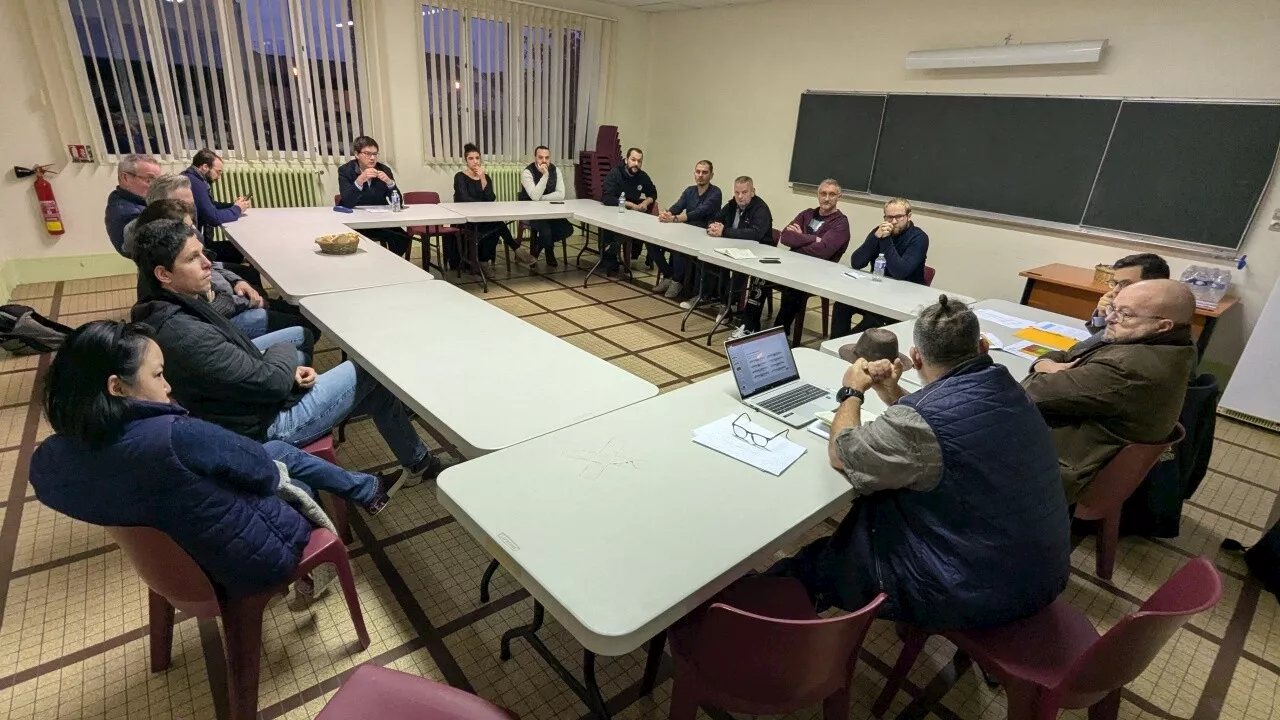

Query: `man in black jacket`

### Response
(707, 176, 774, 338)
(598, 147, 657, 276)
(337, 135, 413, 258)
(130, 220, 451, 486)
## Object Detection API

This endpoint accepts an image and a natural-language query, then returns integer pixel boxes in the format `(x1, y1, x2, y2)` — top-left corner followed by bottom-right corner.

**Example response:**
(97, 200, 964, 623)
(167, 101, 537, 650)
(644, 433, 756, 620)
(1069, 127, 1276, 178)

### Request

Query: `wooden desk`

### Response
(1018, 263, 1238, 354)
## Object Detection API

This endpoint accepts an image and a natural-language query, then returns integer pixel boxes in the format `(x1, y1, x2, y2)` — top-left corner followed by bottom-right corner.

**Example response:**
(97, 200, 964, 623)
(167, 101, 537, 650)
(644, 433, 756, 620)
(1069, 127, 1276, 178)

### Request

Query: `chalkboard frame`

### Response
(787, 91, 1280, 257)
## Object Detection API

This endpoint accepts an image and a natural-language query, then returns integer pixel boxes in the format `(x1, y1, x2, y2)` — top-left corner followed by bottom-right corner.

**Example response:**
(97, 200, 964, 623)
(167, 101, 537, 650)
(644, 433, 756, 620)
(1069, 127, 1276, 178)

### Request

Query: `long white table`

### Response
(819, 298, 1086, 385)
(300, 281, 658, 456)
(439, 200, 577, 223)
(223, 207, 444, 301)
(437, 349, 870, 715)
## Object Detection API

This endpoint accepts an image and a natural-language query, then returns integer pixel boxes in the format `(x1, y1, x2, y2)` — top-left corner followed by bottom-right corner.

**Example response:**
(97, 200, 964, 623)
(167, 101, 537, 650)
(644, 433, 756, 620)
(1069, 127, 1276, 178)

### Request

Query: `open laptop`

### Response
(724, 326, 837, 427)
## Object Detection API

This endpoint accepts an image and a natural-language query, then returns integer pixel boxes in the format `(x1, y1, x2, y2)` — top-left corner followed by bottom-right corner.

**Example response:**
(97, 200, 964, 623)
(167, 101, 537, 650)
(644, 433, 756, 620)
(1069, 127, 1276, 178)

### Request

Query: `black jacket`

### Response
(131, 286, 303, 440)
(600, 165, 657, 208)
(337, 160, 397, 207)
(713, 196, 774, 245)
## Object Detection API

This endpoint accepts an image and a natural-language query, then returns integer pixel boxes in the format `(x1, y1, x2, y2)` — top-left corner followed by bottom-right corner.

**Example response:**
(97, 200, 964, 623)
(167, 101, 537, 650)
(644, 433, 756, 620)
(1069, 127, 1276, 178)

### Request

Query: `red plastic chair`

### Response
(404, 190, 461, 272)
(668, 576, 886, 720)
(872, 556, 1222, 720)
(109, 525, 370, 720)
(924, 265, 936, 286)
(1076, 424, 1186, 580)
(318, 664, 519, 719)
(302, 434, 352, 544)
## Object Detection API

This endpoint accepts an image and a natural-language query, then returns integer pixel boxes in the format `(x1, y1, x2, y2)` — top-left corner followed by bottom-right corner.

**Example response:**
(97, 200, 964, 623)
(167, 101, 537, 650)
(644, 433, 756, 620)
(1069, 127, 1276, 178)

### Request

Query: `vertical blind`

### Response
(63, 0, 367, 162)
(420, 0, 613, 164)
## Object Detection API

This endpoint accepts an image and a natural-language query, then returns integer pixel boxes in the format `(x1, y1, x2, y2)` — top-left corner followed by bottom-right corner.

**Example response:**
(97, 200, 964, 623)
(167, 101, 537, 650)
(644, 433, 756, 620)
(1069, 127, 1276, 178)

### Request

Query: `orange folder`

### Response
(1013, 327, 1077, 351)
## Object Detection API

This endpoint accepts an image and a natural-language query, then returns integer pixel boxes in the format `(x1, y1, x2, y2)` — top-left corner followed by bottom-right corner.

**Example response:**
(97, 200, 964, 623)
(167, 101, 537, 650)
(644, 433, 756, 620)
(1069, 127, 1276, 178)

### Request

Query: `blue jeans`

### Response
(230, 307, 270, 338)
(252, 326, 308, 365)
(263, 440, 378, 505)
(265, 360, 429, 470)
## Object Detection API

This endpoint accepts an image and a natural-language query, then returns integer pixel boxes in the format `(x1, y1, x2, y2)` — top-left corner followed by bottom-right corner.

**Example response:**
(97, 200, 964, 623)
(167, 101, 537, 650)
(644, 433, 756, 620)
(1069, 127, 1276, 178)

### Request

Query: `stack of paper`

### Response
(692, 414, 805, 476)
(974, 308, 1034, 329)
(715, 248, 756, 260)
(1013, 321, 1090, 351)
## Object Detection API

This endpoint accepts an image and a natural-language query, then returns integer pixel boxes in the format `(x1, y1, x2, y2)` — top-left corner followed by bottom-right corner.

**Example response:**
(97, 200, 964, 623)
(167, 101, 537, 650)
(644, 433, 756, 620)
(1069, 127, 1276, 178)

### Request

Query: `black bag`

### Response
(1223, 523, 1280, 599)
(0, 304, 73, 354)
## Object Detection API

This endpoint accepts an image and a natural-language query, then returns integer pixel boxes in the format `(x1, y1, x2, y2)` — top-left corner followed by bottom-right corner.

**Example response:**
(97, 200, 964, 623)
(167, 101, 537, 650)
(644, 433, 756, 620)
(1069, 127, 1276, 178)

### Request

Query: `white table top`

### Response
(698, 247, 973, 322)
(570, 202, 760, 257)
(223, 208, 433, 301)
(438, 200, 576, 223)
(300, 281, 657, 455)
(819, 298, 1086, 386)
(343, 203, 464, 228)
(436, 349, 878, 656)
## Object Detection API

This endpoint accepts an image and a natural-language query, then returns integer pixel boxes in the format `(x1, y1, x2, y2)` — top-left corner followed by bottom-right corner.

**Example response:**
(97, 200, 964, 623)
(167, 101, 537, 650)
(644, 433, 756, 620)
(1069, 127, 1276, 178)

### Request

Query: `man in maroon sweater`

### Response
(771, 179, 851, 336)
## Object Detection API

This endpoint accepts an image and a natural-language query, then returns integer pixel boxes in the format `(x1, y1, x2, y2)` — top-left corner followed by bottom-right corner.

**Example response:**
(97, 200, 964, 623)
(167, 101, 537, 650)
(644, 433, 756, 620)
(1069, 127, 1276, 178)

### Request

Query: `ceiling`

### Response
(588, 0, 772, 12)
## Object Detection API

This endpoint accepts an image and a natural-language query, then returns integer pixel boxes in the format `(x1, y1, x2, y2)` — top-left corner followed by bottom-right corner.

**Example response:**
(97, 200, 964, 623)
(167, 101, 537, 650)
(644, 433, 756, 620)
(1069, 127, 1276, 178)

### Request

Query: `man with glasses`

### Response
(1022, 279, 1197, 502)
(105, 153, 162, 256)
(830, 197, 930, 339)
(767, 295, 1069, 629)
(338, 135, 412, 258)
(1089, 253, 1171, 331)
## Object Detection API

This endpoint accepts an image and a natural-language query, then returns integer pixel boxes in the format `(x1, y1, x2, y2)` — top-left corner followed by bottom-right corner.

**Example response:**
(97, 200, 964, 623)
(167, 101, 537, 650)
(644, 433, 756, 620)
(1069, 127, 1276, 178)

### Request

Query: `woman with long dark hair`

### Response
(29, 321, 398, 598)
(451, 142, 531, 269)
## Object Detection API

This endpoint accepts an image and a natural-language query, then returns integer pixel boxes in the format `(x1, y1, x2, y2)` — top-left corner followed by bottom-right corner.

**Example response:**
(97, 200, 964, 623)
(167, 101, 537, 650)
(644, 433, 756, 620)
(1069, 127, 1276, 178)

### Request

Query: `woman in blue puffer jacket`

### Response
(29, 320, 396, 598)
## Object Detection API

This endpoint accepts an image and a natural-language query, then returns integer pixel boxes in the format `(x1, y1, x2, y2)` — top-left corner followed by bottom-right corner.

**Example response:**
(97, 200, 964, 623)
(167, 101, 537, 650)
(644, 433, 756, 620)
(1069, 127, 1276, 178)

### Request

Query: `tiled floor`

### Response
(0, 235, 1277, 720)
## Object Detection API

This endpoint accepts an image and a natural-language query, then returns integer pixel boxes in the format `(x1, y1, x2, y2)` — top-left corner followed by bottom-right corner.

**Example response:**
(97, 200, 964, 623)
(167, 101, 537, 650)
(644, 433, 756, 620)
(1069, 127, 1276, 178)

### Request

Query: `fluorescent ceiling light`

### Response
(905, 40, 1107, 70)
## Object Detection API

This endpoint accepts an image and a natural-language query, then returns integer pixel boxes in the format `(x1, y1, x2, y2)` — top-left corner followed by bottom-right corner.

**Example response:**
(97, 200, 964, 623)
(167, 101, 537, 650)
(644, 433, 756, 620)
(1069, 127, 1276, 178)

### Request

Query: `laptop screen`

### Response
(725, 327, 801, 398)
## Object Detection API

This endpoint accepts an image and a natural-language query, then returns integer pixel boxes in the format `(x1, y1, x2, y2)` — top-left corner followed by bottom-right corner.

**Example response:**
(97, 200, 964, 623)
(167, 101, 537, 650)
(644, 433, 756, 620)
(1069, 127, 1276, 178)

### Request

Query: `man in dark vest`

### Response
(770, 295, 1070, 630)
(518, 145, 573, 270)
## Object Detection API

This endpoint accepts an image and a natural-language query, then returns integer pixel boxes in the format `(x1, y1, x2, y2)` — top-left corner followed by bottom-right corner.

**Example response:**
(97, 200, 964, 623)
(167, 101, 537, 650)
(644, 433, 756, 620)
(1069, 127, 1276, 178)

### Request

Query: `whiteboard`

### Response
(1220, 274, 1280, 427)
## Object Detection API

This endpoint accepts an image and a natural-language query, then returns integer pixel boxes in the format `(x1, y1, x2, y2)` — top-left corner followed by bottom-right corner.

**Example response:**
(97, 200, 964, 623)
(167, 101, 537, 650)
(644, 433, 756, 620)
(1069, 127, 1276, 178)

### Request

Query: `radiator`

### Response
(210, 166, 324, 208)
(486, 164, 524, 202)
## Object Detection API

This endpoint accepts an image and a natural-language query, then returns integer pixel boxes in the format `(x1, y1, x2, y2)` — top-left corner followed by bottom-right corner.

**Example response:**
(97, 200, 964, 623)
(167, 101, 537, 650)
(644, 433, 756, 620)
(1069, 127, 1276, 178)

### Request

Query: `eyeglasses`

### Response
(818, 191, 841, 199)
(732, 413, 788, 448)
(1106, 306, 1166, 323)
(1105, 279, 1134, 290)
(357, 150, 379, 158)
(883, 213, 909, 221)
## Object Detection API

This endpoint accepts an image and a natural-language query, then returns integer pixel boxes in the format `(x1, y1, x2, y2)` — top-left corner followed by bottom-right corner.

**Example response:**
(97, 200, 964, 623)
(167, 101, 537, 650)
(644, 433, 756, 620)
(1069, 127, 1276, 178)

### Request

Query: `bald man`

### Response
(1021, 279, 1198, 502)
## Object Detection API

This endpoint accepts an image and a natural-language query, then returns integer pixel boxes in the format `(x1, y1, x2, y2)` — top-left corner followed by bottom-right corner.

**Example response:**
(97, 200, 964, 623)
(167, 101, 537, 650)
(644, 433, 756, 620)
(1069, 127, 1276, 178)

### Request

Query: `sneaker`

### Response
(402, 454, 459, 488)
(514, 247, 537, 267)
(605, 266, 620, 278)
(546, 257, 559, 268)
(362, 468, 406, 516)
(664, 281, 683, 299)
(653, 278, 671, 294)
(680, 299, 696, 310)
(727, 325, 749, 341)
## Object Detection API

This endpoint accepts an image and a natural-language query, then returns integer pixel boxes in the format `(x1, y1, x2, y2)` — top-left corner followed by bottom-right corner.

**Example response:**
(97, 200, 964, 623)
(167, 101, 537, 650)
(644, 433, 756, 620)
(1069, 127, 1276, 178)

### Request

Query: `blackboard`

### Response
(787, 92, 1280, 251)
(870, 95, 1119, 225)
(787, 93, 885, 191)
(1083, 102, 1280, 249)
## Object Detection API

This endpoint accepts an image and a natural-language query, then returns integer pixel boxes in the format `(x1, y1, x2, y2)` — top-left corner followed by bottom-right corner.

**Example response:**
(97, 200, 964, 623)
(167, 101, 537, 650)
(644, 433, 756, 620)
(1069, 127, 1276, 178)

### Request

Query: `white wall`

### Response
(0, 0, 650, 264)
(643, 0, 1280, 369)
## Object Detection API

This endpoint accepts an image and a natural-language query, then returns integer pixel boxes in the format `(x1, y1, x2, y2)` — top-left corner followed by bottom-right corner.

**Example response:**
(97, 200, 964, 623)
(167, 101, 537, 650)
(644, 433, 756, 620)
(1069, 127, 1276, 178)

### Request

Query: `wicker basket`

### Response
(1093, 264, 1115, 286)
(316, 232, 361, 255)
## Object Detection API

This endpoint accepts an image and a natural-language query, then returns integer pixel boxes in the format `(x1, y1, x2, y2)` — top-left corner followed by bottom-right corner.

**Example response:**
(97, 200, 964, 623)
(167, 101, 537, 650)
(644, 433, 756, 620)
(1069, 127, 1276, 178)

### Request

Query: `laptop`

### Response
(724, 326, 837, 427)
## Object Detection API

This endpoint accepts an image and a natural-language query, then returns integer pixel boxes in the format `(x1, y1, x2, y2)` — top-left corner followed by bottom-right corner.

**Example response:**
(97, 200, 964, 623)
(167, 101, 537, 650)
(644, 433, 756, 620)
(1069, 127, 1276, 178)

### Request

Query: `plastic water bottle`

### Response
(617, 195, 626, 213)
(1208, 268, 1230, 306)
(872, 253, 886, 282)
(389, 188, 402, 212)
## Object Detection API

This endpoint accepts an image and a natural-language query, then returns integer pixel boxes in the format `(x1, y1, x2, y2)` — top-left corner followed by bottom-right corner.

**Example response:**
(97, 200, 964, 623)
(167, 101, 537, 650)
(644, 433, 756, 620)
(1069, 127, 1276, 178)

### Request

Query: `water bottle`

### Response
(617, 195, 626, 213)
(872, 253, 886, 282)
(1191, 266, 1212, 306)
(389, 188, 402, 212)
(1209, 268, 1230, 306)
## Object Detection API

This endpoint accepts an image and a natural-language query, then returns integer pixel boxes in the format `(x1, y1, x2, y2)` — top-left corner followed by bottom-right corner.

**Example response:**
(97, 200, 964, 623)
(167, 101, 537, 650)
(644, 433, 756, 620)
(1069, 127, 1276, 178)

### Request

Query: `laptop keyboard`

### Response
(759, 384, 829, 415)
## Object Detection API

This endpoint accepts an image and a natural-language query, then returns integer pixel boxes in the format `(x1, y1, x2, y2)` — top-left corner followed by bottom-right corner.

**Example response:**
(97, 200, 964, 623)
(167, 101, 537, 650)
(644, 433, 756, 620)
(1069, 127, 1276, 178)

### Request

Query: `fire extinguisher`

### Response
(14, 164, 64, 236)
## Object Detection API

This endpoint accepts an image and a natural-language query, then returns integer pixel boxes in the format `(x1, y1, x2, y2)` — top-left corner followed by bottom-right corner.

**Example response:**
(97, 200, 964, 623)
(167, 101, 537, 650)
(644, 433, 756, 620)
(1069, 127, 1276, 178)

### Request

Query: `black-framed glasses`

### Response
(883, 213, 909, 221)
(1105, 278, 1134, 290)
(732, 413, 788, 448)
(357, 150, 379, 158)
(1105, 306, 1166, 323)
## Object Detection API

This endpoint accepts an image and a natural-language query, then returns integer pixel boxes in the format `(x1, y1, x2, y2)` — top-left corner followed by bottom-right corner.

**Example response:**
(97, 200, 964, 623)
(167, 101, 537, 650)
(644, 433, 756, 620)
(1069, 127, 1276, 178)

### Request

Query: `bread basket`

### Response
(315, 232, 361, 255)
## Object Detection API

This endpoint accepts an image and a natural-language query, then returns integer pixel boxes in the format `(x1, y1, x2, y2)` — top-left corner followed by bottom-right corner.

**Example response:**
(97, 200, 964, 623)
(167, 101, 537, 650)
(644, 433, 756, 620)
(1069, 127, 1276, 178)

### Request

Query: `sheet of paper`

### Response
(843, 270, 868, 281)
(981, 331, 1004, 349)
(360, 208, 392, 214)
(1004, 339, 1057, 360)
(716, 248, 756, 260)
(1031, 321, 1091, 342)
(692, 414, 805, 476)
(808, 423, 831, 440)
(973, 308, 1034, 329)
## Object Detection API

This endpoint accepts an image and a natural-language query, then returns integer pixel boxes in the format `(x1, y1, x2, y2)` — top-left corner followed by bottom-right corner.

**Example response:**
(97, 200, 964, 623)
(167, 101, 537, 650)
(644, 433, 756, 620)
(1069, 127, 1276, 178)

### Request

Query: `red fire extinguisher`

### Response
(14, 164, 64, 236)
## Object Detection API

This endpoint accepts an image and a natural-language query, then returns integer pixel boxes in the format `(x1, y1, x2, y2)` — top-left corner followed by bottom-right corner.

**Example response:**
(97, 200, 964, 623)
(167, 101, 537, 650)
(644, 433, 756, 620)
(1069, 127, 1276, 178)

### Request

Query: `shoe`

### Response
(680, 299, 696, 310)
(664, 281, 683, 299)
(515, 247, 537, 267)
(605, 266, 620, 278)
(727, 325, 749, 340)
(653, 278, 671, 294)
(362, 468, 406, 516)
(546, 257, 559, 268)
(403, 454, 459, 488)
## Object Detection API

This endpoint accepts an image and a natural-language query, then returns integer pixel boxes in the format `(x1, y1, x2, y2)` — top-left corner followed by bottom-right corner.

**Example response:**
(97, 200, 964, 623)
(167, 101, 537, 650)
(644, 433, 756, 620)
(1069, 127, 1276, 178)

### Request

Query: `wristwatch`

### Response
(836, 386, 865, 403)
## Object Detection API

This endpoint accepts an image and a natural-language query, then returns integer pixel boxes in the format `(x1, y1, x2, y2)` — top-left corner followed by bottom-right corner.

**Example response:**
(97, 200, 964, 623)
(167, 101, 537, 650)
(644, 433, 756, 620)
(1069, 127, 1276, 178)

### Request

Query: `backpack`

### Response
(1223, 523, 1280, 600)
(0, 304, 73, 354)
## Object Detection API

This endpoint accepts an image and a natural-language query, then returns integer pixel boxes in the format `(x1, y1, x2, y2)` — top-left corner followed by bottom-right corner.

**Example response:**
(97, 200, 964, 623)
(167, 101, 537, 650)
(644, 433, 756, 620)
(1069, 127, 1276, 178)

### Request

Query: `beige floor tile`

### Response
(9, 282, 57, 301)
(486, 295, 544, 317)
(0, 353, 40, 373)
(57, 308, 133, 329)
(612, 295, 684, 320)
(62, 275, 136, 295)
(0, 371, 35, 407)
(521, 312, 582, 336)
(385, 521, 523, 629)
(596, 323, 681, 352)
(12, 500, 113, 571)
(58, 289, 136, 315)
(558, 305, 635, 330)
(560, 332, 627, 359)
(460, 281, 515, 299)
(639, 343, 727, 379)
(577, 282, 644, 303)
(646, 310, 716, 338)
(495, 275, 566, 296)
(609, 356, 676, 386)
(521, 289, 595, 312)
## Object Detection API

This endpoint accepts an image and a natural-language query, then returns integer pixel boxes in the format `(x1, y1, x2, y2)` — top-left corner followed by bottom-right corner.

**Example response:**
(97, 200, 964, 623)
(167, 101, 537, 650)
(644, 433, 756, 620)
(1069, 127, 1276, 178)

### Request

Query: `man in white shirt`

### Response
(518, 145, 573, 269)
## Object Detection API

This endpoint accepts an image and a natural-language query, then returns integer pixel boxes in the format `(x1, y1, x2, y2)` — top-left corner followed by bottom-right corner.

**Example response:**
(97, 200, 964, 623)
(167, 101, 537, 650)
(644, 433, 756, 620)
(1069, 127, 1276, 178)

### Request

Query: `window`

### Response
(65, 0, 367, 161)
(420, 1, 612, 163)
